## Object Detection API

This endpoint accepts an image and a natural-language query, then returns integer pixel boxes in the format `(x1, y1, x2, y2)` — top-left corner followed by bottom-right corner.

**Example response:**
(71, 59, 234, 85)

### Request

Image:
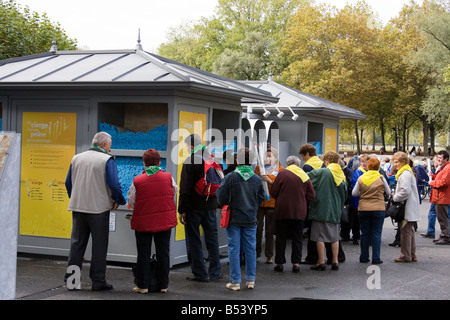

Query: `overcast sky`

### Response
(14, 0, 419, 52)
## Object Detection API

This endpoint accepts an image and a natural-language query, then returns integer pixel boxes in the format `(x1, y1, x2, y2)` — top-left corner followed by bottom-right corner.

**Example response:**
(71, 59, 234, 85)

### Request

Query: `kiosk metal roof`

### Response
(0, 49, 278, 104)
(242, 79, 365, 120)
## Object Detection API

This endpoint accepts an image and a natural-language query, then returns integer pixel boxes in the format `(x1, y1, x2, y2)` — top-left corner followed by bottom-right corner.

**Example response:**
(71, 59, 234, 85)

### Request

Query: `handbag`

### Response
(220, 173, 233, 228)
(132, 254, 160, 292)
(220, 205, 230, 228)
(386, 198, 406, 223)
(149, 254, 161, 292)
(341, 204, 350, 224)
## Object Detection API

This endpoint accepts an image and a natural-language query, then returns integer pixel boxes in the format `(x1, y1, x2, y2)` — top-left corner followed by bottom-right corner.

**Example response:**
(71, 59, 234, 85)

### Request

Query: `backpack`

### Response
(195, 155, 224, 200)
(351, 157, 361, 171)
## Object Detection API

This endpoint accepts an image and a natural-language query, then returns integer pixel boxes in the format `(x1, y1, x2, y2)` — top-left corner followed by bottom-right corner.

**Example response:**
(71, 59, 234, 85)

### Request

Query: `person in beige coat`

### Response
(391, 152, 421, 262)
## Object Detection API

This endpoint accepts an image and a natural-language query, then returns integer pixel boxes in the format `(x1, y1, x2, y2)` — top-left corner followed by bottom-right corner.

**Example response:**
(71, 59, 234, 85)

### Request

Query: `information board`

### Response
(175, 111, 207, 241)
(19, 112, 77, 239)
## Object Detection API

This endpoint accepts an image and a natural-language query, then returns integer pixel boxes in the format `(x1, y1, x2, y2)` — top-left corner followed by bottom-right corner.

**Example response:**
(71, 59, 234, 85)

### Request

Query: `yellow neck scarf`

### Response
(305, 156, 324, 170)
(327, 163, 346, 186)
(286, 165, 310, 183)
(360, 170, 382, 186)
(395, 164, 414, 180)
(358, 166, 366, 173)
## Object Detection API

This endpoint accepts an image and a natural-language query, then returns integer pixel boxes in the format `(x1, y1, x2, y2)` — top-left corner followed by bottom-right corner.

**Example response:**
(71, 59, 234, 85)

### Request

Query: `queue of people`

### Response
(64, 132, 449, 294)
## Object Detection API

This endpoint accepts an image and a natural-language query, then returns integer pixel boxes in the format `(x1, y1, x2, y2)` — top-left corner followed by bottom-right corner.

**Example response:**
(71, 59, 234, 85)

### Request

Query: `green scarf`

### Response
(191, 144, 206, 155)
(144, 166, 161, 176)
(91, 144, 107, 153)
(234, 165, 255, 181)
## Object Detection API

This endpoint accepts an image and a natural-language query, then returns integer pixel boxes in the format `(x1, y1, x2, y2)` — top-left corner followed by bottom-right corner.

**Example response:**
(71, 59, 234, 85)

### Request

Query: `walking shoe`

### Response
(226, 283, 240, 291)
(132, 287, 148, 294)
(246, 281, 255, 289)
(434, 239, 450, 245)
(274, 264, 284, 272)
(394, 258, 411, 262)
(421, 233, 435, 239)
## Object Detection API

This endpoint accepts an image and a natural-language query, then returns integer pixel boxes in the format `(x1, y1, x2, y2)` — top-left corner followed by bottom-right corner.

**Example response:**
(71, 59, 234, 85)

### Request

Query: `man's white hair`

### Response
(92, 132, 111, 145)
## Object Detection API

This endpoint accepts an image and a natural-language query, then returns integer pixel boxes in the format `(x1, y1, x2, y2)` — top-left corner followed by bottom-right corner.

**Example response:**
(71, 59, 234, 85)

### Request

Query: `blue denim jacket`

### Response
(216, 172, 265, 226)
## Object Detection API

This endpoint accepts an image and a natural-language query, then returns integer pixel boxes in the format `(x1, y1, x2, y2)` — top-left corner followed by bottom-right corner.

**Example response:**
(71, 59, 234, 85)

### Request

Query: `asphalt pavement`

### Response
(14, 198, 450, 302)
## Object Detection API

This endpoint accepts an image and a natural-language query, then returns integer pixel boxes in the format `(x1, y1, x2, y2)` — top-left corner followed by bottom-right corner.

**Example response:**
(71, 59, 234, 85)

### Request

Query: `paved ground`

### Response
(14, 198, 450, 302)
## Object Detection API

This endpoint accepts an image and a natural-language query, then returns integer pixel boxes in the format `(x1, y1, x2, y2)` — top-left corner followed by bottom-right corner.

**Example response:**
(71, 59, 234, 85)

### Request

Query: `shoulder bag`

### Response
(220, 173, 234, 228)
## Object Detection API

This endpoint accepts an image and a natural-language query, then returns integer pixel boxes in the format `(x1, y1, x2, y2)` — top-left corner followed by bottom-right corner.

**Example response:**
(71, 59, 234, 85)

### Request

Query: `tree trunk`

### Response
(372, 128, 376, 150)
(360, 128, 364, 152)
(379, 119, 386, 152)
(430, 122, 436, 155)
(354, 120, 361, 154)
(422, 117, 429, 155)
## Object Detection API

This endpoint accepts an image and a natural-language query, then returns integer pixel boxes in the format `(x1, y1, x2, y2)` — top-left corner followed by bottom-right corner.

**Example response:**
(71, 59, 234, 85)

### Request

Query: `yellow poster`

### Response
(175, 111, 207, 241)
(324, 128, 338, 153)
(20, 112, 77, 238)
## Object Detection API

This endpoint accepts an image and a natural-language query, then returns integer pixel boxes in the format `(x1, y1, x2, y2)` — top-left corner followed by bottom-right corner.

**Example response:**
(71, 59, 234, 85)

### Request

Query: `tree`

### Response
(280, 1, 400, 153)
(411, 1, 450, 132)
(158, 0, 306, 79)
(0, 0, 77, 60)
(390, 0, 449, 153)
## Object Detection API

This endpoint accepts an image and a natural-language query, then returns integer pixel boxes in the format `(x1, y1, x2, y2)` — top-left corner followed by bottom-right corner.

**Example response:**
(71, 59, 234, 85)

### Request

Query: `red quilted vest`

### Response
(131, 171, 177, 233)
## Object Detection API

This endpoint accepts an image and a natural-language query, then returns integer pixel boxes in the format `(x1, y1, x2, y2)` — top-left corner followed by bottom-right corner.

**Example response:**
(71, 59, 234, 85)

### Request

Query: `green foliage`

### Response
(0, 0, 77, 60)
(158, 0, 306, 79)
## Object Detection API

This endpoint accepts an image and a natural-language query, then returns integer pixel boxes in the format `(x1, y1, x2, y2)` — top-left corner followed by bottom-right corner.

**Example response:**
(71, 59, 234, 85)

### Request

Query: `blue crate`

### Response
(115, 157, 167, 202)
(99, 122, 167, 151)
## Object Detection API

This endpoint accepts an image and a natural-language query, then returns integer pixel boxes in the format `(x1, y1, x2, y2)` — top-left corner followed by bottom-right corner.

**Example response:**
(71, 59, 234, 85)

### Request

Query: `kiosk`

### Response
(0, 48, 277, 266)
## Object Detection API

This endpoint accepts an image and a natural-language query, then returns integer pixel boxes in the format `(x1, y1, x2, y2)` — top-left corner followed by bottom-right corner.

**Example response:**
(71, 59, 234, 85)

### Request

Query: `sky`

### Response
(14, 0, 419, 53)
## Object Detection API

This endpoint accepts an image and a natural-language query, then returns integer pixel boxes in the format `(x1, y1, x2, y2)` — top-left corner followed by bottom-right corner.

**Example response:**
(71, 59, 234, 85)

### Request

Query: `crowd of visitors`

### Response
(64, 132, 449, 293)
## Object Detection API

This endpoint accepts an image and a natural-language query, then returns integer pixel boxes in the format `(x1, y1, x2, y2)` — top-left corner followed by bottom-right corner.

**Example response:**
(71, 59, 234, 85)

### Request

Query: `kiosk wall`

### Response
(4, 91, 242, 267)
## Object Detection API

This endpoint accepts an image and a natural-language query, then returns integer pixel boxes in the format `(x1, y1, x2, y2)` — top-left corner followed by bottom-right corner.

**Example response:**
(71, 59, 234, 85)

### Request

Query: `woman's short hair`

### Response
(367, 158, 380, 171)
(143, 149, 161, 166)
(323, 151, 340, 164)
(299, 144, 317, 157)
(286, 155, 301, 167)
(392, 151, 408, 164)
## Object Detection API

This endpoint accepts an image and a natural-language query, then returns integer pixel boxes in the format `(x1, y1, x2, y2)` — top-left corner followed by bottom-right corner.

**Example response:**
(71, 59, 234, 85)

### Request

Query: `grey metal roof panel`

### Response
(0, 49, 278, 103)
(241, 80, 365, 120)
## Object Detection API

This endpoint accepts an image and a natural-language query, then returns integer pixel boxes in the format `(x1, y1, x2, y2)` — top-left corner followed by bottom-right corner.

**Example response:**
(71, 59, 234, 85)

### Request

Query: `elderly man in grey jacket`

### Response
(65, 132, 126, 291)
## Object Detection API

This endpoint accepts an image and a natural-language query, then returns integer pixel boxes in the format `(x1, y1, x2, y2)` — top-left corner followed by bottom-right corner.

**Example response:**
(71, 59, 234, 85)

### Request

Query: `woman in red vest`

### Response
(127, 149, 178, 293)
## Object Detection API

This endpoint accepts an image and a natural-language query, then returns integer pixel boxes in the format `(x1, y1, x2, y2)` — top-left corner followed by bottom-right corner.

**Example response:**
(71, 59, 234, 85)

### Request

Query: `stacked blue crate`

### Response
(99, 122, 167, 151)
(99, 122, 169, 203)
(116, 157, 167, 202)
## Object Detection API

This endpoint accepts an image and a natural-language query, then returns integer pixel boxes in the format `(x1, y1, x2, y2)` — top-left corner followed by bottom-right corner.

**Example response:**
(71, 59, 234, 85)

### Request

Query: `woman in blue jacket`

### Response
(216, 147, 266, 291)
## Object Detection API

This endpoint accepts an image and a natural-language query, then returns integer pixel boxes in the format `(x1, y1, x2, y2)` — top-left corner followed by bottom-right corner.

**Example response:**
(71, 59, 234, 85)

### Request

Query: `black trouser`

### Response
(275, 219, 304, 265)
(135, 229, 171, 289)
(67, 211, 110, 287)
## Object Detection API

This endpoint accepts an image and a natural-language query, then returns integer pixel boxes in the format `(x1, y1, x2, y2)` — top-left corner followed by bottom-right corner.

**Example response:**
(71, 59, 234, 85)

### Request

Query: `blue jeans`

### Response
(184, 209, 221, 280)
(427, 203, 450, 235)
(358, 211, 385, 264)
(226, 225, 257, 283)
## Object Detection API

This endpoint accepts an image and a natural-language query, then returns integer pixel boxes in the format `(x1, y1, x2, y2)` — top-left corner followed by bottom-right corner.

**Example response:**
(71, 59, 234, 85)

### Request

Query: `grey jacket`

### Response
(393, 170, 421, 222)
